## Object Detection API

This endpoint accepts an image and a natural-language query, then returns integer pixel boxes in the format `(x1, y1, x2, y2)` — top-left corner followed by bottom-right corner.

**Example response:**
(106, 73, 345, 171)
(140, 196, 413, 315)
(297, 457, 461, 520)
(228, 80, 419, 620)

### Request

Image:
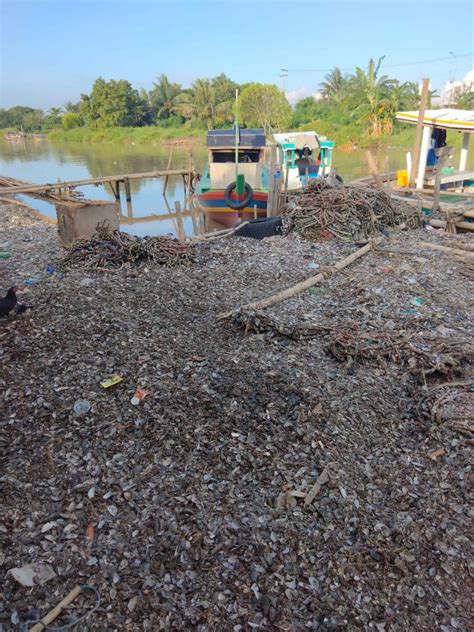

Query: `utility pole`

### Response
(280, 68, 288, 94)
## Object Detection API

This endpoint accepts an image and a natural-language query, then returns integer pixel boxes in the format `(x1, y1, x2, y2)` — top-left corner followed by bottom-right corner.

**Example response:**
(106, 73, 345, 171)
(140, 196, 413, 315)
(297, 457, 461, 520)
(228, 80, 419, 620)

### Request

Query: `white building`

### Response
(439, 70, 474, 105)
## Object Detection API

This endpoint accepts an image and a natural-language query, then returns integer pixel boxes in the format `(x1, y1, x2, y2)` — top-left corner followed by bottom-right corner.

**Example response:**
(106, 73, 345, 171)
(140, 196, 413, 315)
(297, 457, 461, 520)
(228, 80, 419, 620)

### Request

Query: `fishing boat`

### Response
(195, 127, 269, 228)
(273, 131, 336, 190)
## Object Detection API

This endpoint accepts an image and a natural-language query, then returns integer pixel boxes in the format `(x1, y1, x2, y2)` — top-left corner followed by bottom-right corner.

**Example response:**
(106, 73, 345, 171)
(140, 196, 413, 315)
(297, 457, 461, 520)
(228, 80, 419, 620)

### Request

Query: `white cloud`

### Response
(285, 87, 322, 105)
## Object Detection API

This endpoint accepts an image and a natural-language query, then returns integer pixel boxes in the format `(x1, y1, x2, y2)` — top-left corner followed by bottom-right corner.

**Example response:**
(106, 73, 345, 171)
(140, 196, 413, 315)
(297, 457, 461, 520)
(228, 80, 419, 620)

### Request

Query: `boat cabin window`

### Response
(210, 150, 261, 163)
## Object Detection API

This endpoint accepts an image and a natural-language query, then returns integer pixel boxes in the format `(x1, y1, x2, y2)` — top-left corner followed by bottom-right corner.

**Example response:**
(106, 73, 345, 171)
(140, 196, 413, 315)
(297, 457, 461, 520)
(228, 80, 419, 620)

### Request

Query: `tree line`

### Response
(1, 59, 472, 139)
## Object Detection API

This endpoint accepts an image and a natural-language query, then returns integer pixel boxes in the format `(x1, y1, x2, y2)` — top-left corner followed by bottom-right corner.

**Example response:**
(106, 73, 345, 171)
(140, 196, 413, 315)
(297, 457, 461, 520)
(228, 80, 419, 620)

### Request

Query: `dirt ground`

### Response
(0, 202, 472, 631)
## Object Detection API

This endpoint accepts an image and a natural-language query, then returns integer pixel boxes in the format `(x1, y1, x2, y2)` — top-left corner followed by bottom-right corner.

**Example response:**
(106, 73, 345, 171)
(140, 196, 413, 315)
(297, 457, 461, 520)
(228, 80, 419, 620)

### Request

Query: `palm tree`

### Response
(319, 68, 349, 102)
(175, 79, 233, 129)
(349, 57, 395, 137)
(149, 74, 182, 119)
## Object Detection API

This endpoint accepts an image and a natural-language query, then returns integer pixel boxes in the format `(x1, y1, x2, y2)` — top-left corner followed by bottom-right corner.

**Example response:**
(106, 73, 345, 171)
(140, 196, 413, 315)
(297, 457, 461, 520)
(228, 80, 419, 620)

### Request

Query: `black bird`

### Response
(0, 286, 19, 317)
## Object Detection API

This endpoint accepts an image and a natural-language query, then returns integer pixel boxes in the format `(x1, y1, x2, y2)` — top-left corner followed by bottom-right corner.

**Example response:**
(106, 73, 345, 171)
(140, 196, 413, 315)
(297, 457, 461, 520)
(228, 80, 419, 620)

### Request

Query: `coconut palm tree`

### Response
(319, 68, 349, 102)
(149, 74, 182, 120)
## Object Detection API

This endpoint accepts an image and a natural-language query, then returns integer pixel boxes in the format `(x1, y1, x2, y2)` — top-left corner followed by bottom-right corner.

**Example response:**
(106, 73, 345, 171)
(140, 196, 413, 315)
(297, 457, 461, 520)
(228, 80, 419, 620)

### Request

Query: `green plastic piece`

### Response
(236, 174, 245, 195)
(0, 252, 11, 259)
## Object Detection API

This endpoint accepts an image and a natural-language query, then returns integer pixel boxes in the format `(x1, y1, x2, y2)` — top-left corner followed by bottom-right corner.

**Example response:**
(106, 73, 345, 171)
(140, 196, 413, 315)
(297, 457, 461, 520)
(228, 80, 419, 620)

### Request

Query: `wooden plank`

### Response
(434, 145, 455, 159)
(0, 169, 195, 195)
(119, 209, 193, 224)
(409, 78, 430, 188)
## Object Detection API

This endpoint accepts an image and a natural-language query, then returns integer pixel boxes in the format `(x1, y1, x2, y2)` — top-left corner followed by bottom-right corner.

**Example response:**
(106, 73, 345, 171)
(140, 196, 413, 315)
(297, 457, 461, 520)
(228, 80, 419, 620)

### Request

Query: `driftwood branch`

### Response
(217, 240, 377, 320)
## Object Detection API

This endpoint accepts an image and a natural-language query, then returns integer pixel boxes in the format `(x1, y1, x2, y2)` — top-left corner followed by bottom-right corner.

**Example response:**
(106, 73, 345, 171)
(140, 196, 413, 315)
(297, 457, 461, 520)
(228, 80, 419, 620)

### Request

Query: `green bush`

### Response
(61, 112, 84, 130)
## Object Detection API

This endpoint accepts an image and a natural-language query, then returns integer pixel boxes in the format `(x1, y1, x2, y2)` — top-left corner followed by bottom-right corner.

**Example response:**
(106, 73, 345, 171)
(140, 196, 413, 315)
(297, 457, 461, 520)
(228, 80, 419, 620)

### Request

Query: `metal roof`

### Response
(273, 131, 321, 150)
(396, 108, 474, 132)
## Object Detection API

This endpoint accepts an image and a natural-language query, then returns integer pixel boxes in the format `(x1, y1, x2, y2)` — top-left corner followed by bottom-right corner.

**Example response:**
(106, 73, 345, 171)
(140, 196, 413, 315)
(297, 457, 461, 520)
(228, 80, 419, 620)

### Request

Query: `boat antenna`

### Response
(235, 88, 239, 182)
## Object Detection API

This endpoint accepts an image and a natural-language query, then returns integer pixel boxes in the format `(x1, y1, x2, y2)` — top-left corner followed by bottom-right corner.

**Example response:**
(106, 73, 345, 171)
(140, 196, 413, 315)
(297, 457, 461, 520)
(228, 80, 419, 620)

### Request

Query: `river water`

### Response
(0, 138, 457, 238)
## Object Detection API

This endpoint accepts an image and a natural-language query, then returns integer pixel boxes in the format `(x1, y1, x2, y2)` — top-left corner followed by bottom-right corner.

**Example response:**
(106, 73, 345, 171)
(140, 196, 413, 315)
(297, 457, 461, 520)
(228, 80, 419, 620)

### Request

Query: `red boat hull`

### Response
(196, 190, 268, 228)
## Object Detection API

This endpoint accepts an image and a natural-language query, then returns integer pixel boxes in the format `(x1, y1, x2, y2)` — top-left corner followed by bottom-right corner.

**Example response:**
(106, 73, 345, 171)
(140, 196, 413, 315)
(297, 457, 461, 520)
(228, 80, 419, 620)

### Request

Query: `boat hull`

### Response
(196, 190, 268, 228)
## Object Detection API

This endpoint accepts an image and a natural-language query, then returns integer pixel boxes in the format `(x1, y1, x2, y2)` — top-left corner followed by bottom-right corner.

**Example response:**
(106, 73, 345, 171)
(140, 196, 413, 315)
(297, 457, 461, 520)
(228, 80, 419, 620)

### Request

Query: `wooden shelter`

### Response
(396, 108, 474, 189)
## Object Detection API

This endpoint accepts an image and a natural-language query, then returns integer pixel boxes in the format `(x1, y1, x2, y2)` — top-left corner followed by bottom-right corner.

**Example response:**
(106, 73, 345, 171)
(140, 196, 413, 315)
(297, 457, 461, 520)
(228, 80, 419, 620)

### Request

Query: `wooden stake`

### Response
(174, 200, 185, 241)
(409, 78, 430, 188)
(267, 145, 278, 217)
(124, 177, 131, 203)
(217, 240, 377, 320)
(365, 151, 384, 190)
(30, 586, 82, 632)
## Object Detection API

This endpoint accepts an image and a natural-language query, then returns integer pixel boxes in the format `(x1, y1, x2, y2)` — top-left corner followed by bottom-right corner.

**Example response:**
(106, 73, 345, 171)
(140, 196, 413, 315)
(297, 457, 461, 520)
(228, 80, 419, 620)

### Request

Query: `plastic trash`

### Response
(100, 375, 124, 389)
(308, 287, 326, 296)
(73, 399, 91, 415)
(412, 297, 423, 306)
(46, 264, 55, 275)
(131, 388, 148, 406)
(0, 252, 11, 259)
(307, 262, 320, 271)
(9, 563, 56, 587)
(25, 278, 35, 285)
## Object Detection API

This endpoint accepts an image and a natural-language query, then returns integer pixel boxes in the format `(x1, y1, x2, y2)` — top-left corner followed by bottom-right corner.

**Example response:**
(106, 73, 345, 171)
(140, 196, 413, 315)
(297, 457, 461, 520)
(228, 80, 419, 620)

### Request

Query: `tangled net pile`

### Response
(415, 381, 473, 436)
(282, 179, 421, 241)
(62, 222, 194, 269)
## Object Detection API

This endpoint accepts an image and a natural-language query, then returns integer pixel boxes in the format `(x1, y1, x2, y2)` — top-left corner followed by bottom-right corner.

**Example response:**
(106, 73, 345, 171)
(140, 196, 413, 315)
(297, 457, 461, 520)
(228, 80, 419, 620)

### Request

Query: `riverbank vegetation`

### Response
(1, 58, 472, 146)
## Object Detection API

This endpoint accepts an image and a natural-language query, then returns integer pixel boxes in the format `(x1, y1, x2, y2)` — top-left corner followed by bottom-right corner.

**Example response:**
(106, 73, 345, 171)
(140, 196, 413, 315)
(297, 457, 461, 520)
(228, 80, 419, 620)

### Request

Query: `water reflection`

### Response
(0, 138, 210, 237)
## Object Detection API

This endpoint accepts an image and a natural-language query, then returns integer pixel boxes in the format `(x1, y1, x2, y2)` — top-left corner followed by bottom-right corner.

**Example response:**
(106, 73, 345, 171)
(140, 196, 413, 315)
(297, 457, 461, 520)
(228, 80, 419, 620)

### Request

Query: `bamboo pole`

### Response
(217, 240, 376, 320)
(30, 586, 82, 632)
(409, 78, 430, 188)
(418, 242, 474, 259)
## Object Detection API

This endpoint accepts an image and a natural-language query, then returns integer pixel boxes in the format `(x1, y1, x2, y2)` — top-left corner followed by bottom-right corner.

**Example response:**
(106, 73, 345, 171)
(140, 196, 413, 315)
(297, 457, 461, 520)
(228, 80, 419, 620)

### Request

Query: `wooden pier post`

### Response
(124, 177, 131, 203)
(409, 77, 430, 189)
(267, 145, 283, 217)
(174, 200, 185, 241)
(109, 181, 121, 203)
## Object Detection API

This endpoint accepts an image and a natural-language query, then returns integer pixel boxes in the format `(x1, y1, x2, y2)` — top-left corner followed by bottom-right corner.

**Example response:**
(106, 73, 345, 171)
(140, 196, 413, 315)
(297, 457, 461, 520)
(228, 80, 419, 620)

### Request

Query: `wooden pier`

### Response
(0, 168, 197, 245)
(0, 168, 196, 198)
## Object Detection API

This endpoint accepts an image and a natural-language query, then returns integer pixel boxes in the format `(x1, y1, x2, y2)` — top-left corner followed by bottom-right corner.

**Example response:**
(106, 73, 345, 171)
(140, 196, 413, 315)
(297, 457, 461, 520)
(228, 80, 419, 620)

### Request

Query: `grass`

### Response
(47, 125, 206, 145)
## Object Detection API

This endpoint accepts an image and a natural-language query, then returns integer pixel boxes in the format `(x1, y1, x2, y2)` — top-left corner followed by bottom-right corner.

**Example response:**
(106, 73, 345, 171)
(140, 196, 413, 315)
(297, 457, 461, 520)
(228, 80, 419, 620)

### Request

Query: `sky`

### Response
(0, 0, 473, 110)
